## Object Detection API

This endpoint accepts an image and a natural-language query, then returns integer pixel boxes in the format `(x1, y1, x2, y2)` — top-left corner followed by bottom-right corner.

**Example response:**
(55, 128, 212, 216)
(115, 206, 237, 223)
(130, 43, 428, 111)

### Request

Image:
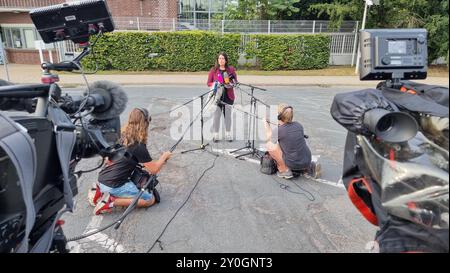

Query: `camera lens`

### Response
(377, 116, 394, 132)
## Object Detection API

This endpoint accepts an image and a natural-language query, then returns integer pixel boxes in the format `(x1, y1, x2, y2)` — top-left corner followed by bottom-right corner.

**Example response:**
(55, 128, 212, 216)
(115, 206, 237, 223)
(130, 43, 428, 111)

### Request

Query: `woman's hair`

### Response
(121, 108, 150, 147)
(214, 52, 229, 70)
(278, 104, 294, 123)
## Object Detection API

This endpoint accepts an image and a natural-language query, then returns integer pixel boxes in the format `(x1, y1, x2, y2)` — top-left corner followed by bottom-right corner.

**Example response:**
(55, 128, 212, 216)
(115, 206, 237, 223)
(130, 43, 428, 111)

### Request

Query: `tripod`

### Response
(230, 83, 268, 159)
(181, 91, 211, 154)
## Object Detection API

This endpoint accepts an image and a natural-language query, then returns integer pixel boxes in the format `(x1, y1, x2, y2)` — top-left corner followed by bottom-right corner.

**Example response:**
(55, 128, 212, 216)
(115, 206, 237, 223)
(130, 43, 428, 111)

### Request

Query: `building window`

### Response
(0, 27, 41, 49)
(179, 0, 226, 19)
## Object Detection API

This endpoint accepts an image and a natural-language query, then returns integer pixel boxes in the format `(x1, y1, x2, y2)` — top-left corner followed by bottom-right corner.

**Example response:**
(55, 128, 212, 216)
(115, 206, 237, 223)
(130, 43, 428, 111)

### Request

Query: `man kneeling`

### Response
(263, 104, 319, 179)
(91, 108, 172, 215)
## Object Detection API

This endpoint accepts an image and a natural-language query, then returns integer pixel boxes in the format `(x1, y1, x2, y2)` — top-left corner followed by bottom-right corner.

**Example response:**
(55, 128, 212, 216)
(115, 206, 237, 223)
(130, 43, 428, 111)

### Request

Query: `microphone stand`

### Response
(229, 82, 268, 159)
(181, 91, 210, 154)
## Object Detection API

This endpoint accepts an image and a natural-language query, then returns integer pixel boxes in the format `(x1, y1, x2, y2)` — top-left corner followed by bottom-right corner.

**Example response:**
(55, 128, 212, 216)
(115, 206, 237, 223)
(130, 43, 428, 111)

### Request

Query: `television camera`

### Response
(0, 0, 128, 253)
(331, 29, 448, 252)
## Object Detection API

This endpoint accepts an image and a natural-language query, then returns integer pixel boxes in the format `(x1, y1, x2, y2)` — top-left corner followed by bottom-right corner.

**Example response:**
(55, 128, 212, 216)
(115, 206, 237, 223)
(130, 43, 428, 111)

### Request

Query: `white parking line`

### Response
(69, 215, 128, 253)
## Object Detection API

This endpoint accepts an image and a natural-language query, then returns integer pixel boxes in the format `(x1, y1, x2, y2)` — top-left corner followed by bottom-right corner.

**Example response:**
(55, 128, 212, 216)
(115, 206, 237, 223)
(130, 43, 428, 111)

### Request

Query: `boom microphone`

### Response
(88, 81, 128, 120)
(60, 81, 128, 119)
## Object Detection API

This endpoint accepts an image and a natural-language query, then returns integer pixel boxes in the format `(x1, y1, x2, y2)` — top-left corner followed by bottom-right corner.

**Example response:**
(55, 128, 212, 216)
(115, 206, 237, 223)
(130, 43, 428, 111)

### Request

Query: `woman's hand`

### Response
(162, 151, 172, 162)
(262, 118, 272, 141)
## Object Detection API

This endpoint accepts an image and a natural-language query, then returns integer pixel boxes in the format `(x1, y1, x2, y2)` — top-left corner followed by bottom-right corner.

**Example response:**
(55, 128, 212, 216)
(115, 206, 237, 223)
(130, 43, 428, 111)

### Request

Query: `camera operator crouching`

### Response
(263, 104, 320, 179)
(89, 108, 172, 215)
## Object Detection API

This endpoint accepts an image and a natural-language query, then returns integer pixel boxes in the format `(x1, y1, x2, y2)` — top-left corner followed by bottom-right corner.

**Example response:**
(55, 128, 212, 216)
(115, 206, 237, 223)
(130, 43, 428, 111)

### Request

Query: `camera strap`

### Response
(48, 106, 77, 211)
(0, 112, 37, 253)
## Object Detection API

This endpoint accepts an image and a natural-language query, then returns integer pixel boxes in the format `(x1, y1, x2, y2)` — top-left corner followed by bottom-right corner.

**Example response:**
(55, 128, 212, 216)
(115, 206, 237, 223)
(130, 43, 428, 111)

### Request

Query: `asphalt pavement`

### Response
(60, 84, 378, 253)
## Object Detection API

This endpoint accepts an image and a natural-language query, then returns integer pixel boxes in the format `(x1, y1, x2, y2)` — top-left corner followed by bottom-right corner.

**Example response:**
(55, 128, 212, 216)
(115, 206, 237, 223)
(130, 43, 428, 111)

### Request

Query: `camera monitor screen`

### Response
(388, 40, 407, 54)
(359, 29, 428, 81)
(30, 0, 115, 44)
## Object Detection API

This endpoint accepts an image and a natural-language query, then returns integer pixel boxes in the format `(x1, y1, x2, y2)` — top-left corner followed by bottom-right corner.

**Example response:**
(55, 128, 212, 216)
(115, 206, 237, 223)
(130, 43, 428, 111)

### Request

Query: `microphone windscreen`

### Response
(85, 81, 128, 120)
(217, 72, 223, 84)
(223, 71, 230, 84)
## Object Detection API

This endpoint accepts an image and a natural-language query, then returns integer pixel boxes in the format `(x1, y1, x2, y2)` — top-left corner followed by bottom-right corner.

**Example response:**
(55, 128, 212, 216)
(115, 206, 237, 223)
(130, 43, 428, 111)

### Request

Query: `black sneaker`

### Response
(153, 188, 161, 203)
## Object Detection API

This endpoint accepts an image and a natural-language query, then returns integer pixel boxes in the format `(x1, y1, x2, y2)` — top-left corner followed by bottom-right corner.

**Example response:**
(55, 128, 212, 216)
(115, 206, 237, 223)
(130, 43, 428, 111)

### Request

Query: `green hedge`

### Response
(245, 34, 331, 70)
(82, 31, 330, 71)
(82, 31, 241, 71)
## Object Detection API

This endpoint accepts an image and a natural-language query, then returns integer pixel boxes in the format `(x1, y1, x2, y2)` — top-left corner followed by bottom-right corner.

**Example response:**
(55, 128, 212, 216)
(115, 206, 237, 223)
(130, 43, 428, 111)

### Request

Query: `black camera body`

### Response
(0, 82, 124, 252)
(331, 29, 449, 252)
(0, 0, 122, 253)
(0, 115, 77, 252)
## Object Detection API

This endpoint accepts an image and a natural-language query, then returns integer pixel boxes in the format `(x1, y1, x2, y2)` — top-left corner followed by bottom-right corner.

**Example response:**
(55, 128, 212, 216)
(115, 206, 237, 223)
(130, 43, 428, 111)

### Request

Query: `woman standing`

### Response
(207, 52, 238, 142)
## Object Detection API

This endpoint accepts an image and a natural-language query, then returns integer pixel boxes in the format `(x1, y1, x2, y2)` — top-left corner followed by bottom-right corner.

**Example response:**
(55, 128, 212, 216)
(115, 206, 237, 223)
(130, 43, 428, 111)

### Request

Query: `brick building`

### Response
(0, 0, 180, 64)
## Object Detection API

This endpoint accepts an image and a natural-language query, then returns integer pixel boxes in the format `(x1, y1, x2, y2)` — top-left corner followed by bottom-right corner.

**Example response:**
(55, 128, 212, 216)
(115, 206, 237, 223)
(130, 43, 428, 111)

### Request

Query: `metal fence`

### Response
(114, 17, 177, 32)
(240, 33, 358, 54)
(238, 32, 359, 66)
(112, 17, 359, 34)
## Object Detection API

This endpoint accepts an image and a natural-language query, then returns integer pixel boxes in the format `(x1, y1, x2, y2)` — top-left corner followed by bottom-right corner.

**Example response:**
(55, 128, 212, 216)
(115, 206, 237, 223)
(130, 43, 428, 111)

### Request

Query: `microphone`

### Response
(229, 74, 237, 84)
(60, 81, 128, 120)
(217, 72, 224, 84)
(209, 80, 224, 106)
(87, 81, 128, 120)
(223, 71, 230, 85)
(215, 88, 225, 106)
(210, 81, 219, 93)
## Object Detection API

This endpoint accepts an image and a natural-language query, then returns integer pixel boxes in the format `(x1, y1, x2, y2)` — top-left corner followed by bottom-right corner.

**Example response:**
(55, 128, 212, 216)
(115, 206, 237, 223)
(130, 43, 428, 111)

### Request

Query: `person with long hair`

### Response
(207, 52, 238, 142)
(90, 108, 172, 215)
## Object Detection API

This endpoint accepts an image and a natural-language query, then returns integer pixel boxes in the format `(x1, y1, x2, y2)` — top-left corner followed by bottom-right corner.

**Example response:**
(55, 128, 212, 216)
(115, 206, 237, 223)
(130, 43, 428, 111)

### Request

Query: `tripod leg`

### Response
(200, 95, 204, 146)
(230, 145, 251, 154)
(252, 97, 260, 153)
(180, 94, 211, 154)
(235, 151, 254, 159)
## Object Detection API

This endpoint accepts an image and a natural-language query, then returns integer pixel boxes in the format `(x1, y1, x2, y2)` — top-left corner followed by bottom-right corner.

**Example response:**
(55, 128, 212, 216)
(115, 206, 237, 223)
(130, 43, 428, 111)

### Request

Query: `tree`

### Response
(424, 1, 449, 63)
(223, 0, 259, 20)
(308, 0, 362, 30)
(288, 0, 334, 20)
(224, 0, 300, 20)
(264, 0, 301, 19)
(309, 0, 449, 63)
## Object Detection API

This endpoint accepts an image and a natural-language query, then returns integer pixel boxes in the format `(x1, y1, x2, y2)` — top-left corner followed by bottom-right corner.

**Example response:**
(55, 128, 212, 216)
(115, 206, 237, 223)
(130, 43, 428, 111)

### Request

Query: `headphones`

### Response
(136, 107, 151, 123)
(278, 106, 293, 121)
